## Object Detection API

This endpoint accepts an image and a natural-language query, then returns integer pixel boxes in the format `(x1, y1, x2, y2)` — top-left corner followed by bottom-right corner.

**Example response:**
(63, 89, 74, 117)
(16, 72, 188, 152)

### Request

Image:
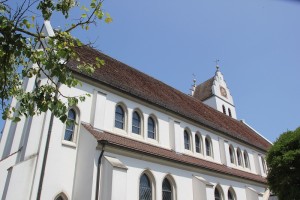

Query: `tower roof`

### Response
(193, 77, 214, 101)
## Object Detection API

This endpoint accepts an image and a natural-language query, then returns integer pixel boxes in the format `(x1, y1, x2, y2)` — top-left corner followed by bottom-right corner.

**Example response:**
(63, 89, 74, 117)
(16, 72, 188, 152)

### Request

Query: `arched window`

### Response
(132, 111, 141, 134)
(195, 134, 201, 153)
(184, 130, 190, 150)
(64, 109, 76, 141)
(222, 105, 226, 114)
(244, 151, 250, 169)
(228, 108, 232, 117)
(55, 192, 68, 200)
(261, 157, 267, 173)
(214, 187, 223, 200)
(140, 174, 152, 200)
(148, 117, 156, 139)
(205, 137, 212, 157)
(228, 188, 236, 200)
(162, 178, 172, 200)
(229, 145, 235, 164)
(115, 105, 125, 129)
(237, 148, 243, 166)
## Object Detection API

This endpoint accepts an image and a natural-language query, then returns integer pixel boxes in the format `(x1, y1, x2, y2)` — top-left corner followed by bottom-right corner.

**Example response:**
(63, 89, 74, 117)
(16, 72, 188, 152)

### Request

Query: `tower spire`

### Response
(215, 59, 220, 71)
(190, 73, 196, 96)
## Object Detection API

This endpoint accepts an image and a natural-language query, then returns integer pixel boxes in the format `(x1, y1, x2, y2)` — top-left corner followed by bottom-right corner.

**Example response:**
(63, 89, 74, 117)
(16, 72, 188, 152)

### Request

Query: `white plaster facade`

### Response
(201, 69, 237, 119)
(0, 22, 271, 200)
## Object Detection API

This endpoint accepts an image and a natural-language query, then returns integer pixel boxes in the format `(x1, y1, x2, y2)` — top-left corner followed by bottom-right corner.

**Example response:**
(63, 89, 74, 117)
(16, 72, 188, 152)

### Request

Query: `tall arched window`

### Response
(244, 151, 250, 169)
(55, 192, 68, 200)
(228, 188, 236, 200)
(195, 134, 201, 153)
(115, 105, 125, 129)
(228, 108, 232, 117)
(184, 130, 190, 150)
(237, 148, 243, 166)
(205, 137, 212, 157)
(222, 105, 226, 114)
(162, 178, 172, 200)
(140, 174, 152, 200)
(229, 145, 235, 164)
(214, 187, 223, 200)
(148, 117, 156, 139)
(261, 157, 267, 173)
(64, 109, 76, 141)
(132, 111, 141, 134)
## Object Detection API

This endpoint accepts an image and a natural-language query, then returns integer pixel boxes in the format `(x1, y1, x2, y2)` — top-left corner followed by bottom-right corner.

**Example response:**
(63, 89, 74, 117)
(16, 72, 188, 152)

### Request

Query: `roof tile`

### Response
(82, 123, 267, 184)
(68, 46, 271, 151)
(193, 77, 214, 101)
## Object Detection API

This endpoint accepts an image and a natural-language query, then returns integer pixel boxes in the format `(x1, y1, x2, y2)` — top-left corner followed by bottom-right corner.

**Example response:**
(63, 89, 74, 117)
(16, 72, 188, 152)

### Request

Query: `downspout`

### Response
(95, 140, 108, 200)
(36, 83, 60, 200)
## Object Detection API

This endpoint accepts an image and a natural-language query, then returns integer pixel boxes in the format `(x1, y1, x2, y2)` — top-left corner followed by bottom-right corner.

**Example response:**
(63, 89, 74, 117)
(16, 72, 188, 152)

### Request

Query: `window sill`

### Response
(184, 149, 194, 155)
(146, 137, 159, 144)
(131, 132, 144, 140)
(195, 152, 204, 159)
(62, 140, 77, 149)
(205, 155, 214, 161)
(113, 127, 127, 135)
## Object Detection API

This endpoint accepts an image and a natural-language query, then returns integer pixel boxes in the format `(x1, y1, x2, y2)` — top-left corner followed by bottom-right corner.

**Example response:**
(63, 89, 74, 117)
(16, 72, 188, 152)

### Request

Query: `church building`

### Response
(0, 21, 272, 200)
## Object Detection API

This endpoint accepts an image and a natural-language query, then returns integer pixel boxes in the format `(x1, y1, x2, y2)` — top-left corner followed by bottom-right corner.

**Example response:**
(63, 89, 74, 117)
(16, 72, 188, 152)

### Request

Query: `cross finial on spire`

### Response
(192, 73, 196, 85)
(215, 59, 220, 71)
(190, 73, 197, 96)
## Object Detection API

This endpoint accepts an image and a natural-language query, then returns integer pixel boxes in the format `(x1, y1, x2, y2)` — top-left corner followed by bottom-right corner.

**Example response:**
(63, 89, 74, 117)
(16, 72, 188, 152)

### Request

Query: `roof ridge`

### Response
(69, 46, 271, 151)
(197, 76, 215, 87)
(79, 48, 230, 117)
(82, 46, 183, 94)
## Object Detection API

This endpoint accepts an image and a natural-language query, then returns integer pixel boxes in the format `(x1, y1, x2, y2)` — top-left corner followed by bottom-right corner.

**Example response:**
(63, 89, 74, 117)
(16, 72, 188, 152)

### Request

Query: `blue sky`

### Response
(1, 0, 299, 142)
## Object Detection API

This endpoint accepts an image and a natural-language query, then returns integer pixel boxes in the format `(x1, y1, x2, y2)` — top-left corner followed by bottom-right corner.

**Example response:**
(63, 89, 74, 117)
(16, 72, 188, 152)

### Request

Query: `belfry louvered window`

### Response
(222, 105, 226, 114)
(139, 174, 152, 200)
(228, 108, 232, 117)
(162, 178, 172, 200)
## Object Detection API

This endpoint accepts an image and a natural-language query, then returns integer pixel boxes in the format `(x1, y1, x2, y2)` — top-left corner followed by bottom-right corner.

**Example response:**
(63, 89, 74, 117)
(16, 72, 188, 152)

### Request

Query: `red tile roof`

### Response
(193, 77, 214, 101)
(82, 123, 267, 184)
(68, 46, 271, 151)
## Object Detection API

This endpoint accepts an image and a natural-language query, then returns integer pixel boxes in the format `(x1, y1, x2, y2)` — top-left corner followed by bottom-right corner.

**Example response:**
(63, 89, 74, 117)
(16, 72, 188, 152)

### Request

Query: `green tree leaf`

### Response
(0, 0, 110, 123)
(267, 127, 300, 200)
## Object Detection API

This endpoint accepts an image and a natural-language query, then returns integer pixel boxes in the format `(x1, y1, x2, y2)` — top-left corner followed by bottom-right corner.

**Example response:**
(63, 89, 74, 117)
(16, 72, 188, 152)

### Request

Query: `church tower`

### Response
(193, 66, 237, 119)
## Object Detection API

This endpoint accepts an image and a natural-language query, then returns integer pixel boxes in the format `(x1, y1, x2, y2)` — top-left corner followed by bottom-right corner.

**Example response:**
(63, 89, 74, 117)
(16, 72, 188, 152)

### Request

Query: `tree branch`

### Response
(15, 27, 40, 38)
(65, 1, 103, 33)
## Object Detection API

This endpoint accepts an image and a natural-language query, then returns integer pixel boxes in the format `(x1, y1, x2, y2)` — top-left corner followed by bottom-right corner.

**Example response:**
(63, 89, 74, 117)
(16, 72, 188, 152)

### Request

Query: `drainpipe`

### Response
(95, 140, 108, 200)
